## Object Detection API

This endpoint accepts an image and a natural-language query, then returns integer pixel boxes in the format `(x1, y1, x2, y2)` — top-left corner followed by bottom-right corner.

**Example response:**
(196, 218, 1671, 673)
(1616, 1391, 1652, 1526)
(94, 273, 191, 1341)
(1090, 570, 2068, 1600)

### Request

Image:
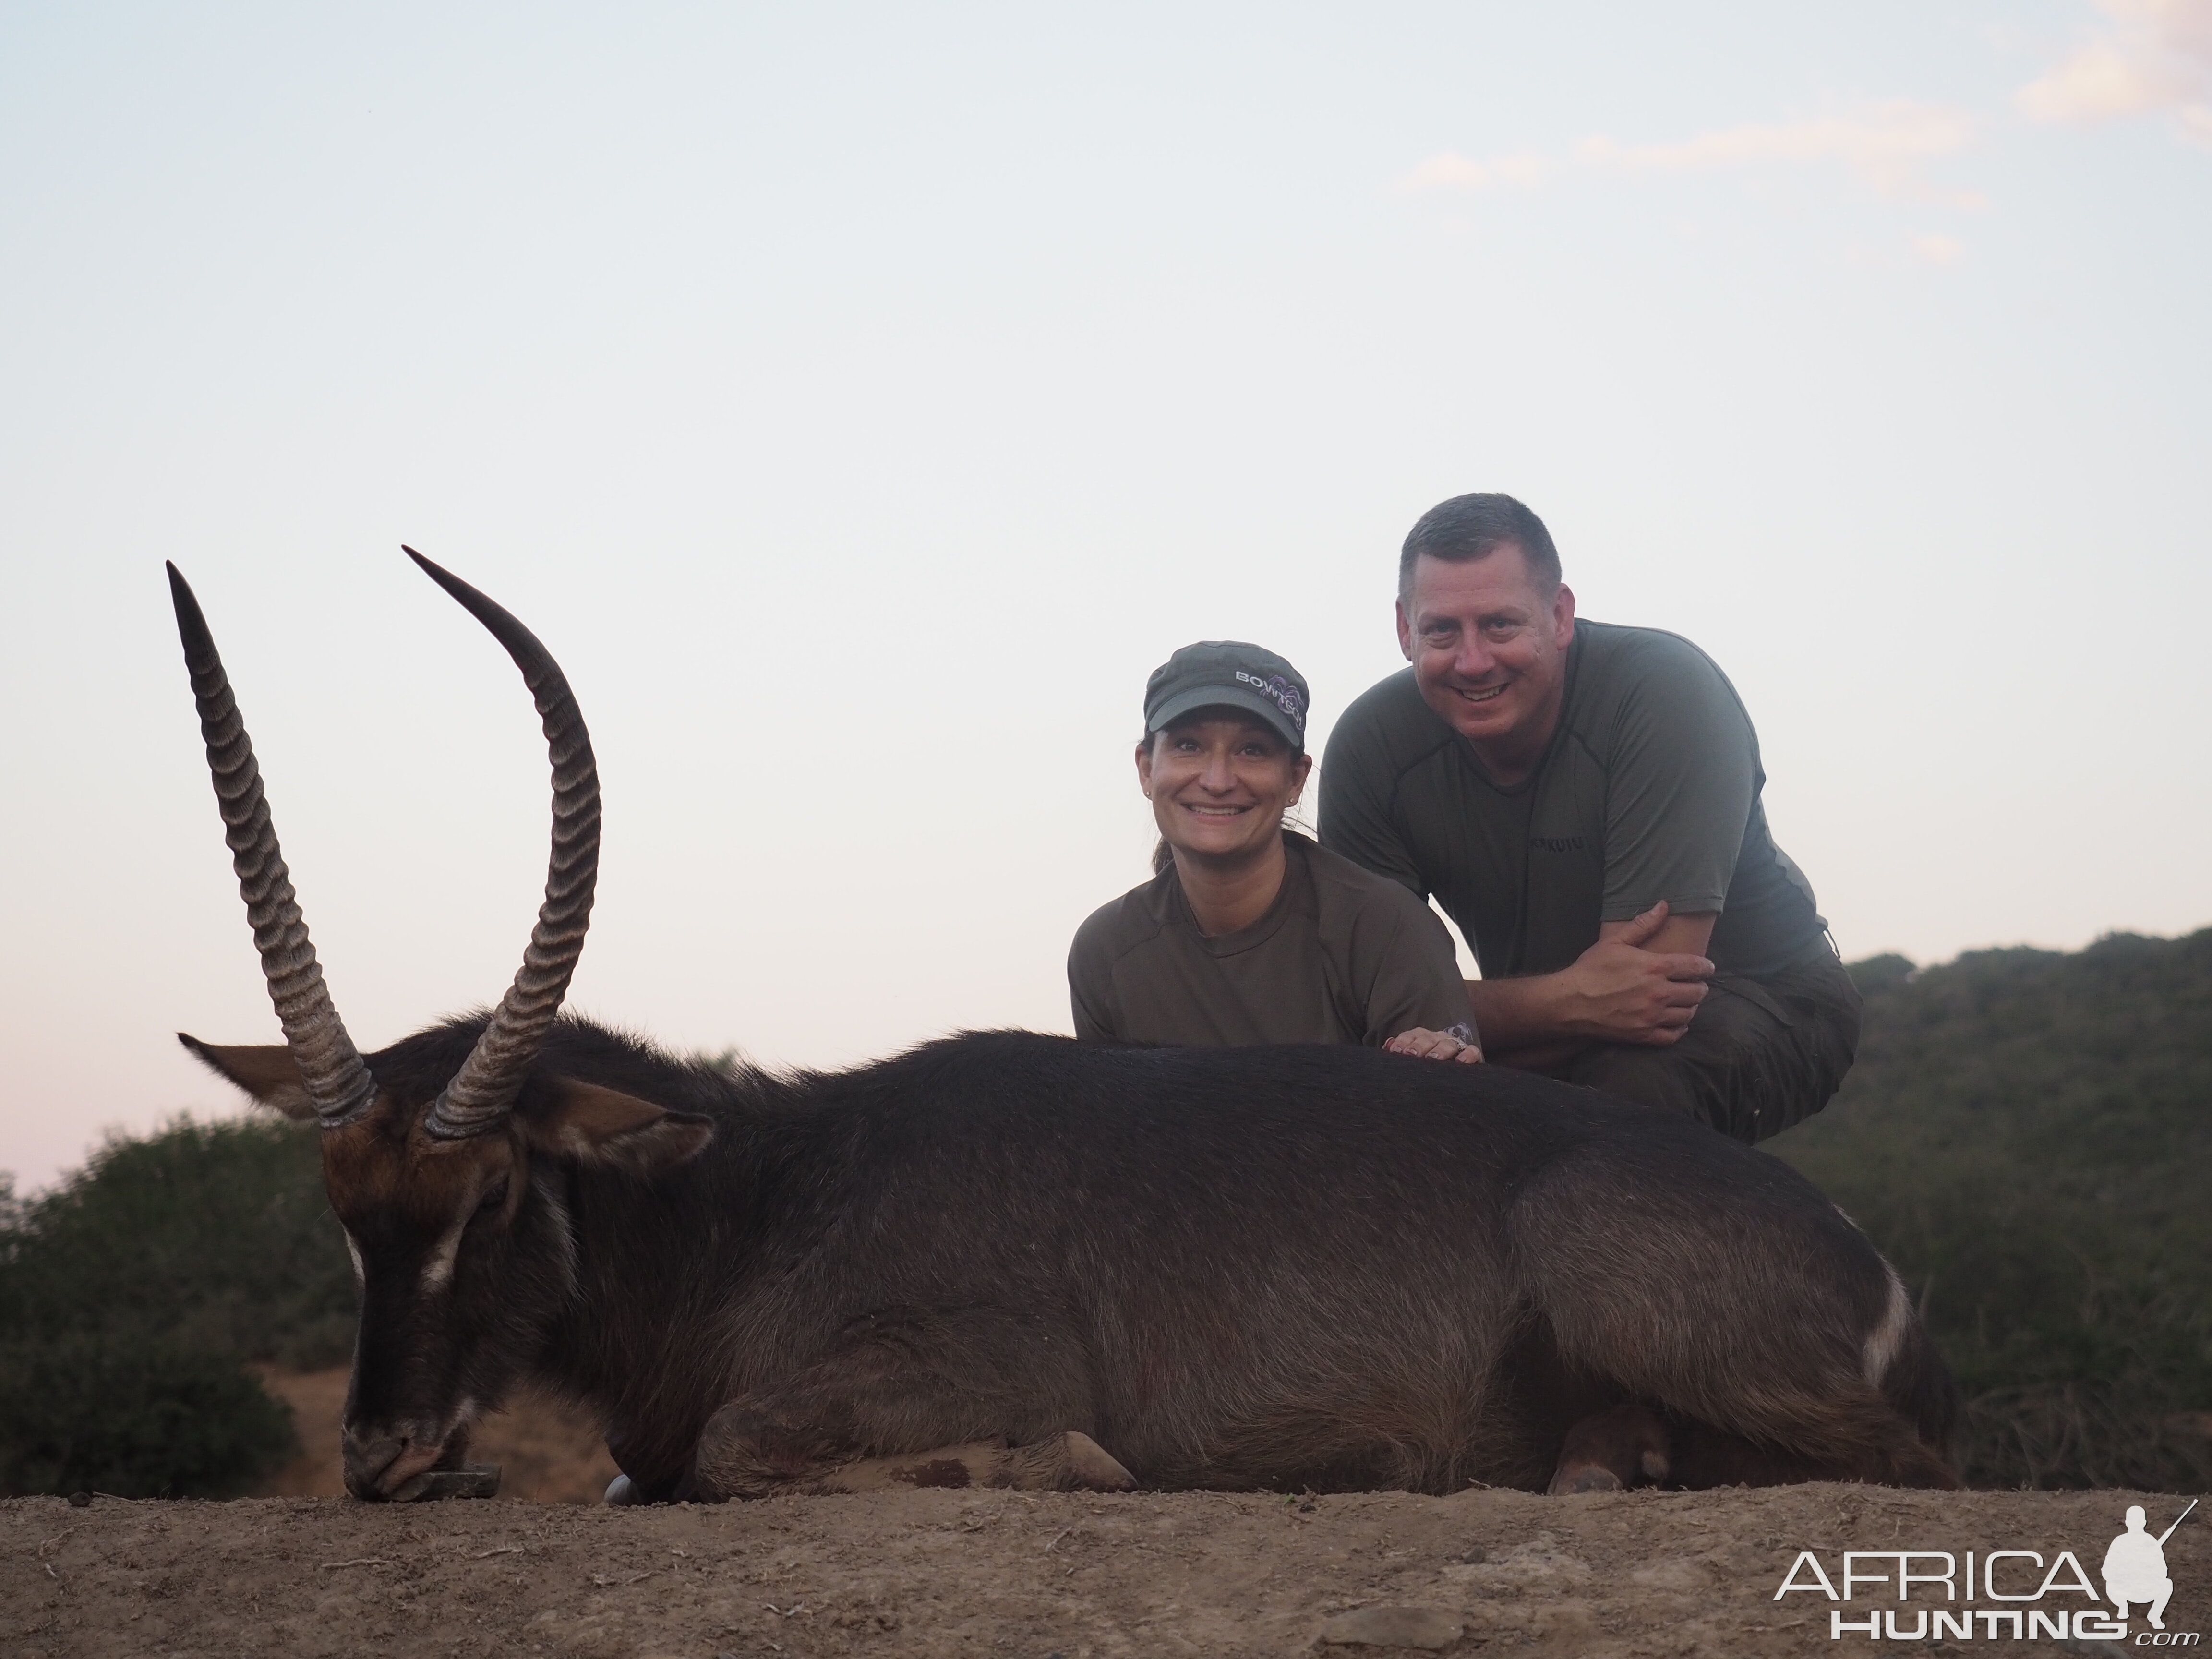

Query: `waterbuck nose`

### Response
(341, 1429, 410, 1499)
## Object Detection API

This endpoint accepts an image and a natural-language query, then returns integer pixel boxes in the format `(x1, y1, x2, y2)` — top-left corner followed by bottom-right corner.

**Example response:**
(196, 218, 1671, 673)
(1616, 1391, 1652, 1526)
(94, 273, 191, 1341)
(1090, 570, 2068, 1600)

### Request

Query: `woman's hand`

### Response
(1385, 1025, 1484, 1064)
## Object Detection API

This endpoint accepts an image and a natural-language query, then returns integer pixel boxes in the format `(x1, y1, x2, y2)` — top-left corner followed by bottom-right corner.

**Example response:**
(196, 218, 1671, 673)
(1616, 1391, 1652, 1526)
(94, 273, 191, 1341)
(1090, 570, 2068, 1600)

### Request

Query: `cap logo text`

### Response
(1234, 670, 1306, 730)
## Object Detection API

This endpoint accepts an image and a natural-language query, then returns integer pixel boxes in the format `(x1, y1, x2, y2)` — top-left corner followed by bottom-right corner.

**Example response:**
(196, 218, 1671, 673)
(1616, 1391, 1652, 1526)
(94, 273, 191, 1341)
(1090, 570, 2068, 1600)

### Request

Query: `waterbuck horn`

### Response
(167, 563, 378, 1128)
(403, 547, 601, 1139)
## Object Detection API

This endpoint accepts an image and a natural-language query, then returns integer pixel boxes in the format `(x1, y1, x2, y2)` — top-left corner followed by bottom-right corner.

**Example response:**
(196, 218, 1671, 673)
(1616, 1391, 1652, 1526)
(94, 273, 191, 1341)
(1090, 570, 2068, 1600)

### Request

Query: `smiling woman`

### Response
(1065, 641, 1479, 1061)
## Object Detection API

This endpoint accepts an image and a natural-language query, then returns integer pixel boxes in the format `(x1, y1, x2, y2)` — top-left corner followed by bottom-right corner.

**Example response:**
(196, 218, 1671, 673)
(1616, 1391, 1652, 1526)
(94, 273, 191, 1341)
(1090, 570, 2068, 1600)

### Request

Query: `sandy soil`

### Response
(4, 1482, 2203, 1658)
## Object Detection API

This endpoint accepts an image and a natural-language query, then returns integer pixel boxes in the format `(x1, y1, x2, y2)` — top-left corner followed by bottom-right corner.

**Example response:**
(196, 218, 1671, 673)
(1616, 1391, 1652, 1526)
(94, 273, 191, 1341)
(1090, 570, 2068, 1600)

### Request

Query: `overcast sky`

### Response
(3, 1, 2209, 1190)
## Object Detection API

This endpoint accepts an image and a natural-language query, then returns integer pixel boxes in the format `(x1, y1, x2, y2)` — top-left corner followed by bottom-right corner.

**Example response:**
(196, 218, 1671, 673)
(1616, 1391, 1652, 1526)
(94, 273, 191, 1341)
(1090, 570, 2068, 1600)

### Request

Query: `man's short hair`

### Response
(1399, 493, 1562, 601)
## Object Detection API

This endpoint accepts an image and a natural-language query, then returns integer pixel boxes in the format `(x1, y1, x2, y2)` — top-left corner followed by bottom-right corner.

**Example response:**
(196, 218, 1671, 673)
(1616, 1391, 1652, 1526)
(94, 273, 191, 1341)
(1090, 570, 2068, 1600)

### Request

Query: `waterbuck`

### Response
(168, 552, 1957, 1503)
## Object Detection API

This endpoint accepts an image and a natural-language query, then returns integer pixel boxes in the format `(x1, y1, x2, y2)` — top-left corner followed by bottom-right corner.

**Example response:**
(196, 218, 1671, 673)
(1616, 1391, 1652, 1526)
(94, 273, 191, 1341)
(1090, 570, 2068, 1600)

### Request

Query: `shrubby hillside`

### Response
(1775, 930, 2212, 1491)
(0, 1118, 352, 1497)
(3, 931, 2207, 1496)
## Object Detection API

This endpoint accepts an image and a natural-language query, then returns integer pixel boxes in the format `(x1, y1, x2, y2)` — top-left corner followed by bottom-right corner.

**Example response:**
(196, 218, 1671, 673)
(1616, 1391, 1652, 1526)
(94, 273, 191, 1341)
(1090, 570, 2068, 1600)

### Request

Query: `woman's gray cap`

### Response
(1143, 641, 1310, 750)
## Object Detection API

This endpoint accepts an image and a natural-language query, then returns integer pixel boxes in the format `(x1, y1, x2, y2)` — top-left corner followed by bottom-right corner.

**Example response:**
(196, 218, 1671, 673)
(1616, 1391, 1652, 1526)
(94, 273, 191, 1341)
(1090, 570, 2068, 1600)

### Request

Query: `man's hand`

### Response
(1385, 1026, 1484, 1064)
(1556, 901, 1713, 1046)
(1465, 900, 1718, 1054)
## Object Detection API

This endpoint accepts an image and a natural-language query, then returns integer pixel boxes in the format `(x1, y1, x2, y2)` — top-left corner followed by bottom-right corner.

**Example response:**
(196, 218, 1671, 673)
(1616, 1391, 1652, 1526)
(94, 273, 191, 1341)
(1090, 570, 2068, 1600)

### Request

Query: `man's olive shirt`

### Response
(1068, 832, 1470, 1047)
(1318, 621, 1826, 981)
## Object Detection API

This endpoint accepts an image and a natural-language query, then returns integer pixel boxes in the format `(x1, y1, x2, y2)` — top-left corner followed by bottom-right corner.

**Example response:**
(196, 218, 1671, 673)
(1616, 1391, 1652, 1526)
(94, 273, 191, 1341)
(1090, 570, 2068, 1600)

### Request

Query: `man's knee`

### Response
(1565, 1043, 1713, 1125)
(1559, 970, 1853, 1142)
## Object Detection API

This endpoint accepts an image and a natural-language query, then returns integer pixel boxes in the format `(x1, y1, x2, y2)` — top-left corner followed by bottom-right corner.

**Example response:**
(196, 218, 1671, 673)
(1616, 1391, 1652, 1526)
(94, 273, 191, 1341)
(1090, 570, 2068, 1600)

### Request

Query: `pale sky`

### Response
(3, 1, 2209, 1190)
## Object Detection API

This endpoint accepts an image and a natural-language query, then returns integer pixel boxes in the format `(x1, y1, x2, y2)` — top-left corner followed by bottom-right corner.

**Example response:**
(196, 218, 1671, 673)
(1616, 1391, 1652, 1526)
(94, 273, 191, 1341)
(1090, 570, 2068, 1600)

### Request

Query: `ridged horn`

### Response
(404, 547, 601, 1139)
(167, 564, 378, 1128)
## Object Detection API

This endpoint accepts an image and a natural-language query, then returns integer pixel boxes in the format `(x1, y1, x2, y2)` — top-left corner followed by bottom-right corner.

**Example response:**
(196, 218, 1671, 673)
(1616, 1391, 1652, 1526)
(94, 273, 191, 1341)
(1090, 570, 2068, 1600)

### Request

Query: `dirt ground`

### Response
(4, 1480, 2204, 1659)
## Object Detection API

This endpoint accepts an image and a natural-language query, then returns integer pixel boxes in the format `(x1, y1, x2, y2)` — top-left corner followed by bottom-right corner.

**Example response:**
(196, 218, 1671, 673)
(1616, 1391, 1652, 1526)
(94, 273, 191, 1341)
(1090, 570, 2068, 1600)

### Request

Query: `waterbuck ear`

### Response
(526, 1078, 714, 1174)
(178, 1034, 319, 1121)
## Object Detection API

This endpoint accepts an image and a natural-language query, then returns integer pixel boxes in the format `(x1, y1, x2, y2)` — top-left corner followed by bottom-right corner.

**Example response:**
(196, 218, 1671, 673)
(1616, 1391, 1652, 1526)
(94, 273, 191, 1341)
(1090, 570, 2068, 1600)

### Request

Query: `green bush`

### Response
(1774, 931, 2212, 1490)
(0, 1116, 353, 1498)
(0, 1116, 354, 1368)
(0, 1330, 297, 1498)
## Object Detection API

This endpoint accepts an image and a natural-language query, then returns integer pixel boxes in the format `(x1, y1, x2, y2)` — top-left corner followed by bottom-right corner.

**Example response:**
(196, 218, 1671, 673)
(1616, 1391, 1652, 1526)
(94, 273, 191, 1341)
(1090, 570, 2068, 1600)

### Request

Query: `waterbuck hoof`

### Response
(1548, 1463, 1624, 1495)
(1548, 1403, 1672, 1495)
(390, 1462, 502, 1502)
(1059, 1431, 1136, 1491)
(990, 1430, 1137, 1491)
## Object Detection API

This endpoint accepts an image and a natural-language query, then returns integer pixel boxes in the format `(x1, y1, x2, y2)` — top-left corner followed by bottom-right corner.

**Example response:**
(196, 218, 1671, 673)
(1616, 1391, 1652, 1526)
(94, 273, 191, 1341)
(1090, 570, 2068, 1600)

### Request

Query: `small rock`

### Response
(390, 1462, 502, 1502)
(1318, 1605, 1464, 1649)
(67, 1491, 91, 1508)
(1441, 1536, 1590, 1587)
(1629, 1558, 1710, 1592)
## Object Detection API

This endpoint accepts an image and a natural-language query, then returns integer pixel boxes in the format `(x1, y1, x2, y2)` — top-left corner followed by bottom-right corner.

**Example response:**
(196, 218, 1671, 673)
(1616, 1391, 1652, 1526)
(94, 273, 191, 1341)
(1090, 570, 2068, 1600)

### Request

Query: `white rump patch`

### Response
(1862, 1262, 1912, 1388)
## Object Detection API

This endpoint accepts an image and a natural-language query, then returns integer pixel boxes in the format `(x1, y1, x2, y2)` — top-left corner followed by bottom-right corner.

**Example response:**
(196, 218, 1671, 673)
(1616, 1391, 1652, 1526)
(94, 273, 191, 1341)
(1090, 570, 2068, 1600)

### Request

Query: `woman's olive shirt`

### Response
(1067, 832, 1471, 1047)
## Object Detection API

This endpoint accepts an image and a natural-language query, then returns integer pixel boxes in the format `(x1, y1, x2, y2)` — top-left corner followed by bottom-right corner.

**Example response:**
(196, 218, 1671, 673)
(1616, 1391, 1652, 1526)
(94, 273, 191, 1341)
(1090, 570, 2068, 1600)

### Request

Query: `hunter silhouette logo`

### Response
(2107, 1500, 2196, 1632)
(1773, 1497, 2199, 1643)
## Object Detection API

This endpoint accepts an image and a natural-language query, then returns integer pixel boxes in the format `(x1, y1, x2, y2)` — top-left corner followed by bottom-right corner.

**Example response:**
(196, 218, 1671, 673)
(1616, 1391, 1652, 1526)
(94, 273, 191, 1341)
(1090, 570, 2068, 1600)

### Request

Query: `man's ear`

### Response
(1395, 595, 1415, 662)
(178, 1034, 319, 1121)
(524, 1078, 714, 1175)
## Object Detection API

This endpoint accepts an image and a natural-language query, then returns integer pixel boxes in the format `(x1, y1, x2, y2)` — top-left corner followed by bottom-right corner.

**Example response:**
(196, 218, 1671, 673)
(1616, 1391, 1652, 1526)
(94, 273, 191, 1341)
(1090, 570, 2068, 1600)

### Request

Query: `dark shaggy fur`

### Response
(342, 1013, 1958, 1500)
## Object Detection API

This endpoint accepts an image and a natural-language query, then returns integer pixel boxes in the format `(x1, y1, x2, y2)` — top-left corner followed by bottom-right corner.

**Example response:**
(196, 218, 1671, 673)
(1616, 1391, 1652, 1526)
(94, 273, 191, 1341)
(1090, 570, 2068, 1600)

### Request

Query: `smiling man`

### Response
(1318, 493, 1858, 1142)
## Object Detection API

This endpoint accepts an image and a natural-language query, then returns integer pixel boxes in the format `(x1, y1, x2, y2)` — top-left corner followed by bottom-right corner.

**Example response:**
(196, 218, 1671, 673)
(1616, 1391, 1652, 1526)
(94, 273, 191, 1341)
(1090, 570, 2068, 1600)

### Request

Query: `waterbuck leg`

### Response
(1512, 1140, 1962, 1490)
(1654, 1418, 1830, 1488)
(1659, 1412, 1957, 1490)
(682, 1307, 1109, 1502)
(786, 1431, 1134, 1495)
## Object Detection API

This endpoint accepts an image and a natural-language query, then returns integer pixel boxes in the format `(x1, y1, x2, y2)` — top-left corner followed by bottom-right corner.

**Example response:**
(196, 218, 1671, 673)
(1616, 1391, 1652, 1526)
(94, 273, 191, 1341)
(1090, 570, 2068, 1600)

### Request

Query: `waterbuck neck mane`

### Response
(356, 1019, 1670, 1155)
(351, 1017, 1120, 1153)
(361, 1012, 768, 1125)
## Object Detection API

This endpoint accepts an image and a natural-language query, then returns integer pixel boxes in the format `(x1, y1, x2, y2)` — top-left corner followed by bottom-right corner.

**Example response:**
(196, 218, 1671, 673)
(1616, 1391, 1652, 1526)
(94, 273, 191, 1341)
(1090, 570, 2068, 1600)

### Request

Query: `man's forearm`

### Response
(1461, 905, 1719, 1055)
(1464, 973, 1579, 1050)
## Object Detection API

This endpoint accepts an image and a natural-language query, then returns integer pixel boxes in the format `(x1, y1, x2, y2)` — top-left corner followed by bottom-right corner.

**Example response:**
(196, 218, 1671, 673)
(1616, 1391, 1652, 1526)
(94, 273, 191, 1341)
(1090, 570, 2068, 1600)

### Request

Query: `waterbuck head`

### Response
(168, 552, 711, 1499)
